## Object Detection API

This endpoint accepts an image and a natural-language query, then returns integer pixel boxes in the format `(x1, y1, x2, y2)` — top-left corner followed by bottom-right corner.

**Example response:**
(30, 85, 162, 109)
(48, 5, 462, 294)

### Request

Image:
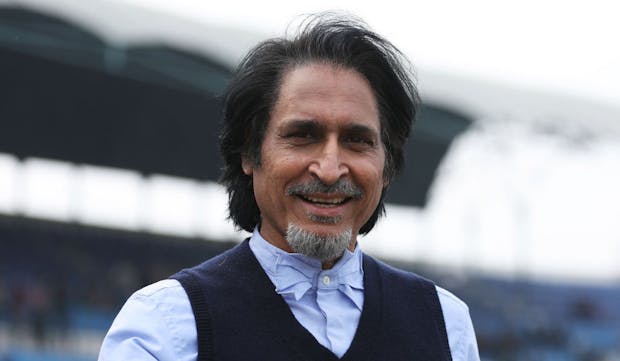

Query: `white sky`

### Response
(128, 0, 620, 107)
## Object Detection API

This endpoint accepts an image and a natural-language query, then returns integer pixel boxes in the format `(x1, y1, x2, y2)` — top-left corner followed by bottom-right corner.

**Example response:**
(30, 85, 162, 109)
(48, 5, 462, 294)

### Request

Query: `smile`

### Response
(297, 195, 350, 207)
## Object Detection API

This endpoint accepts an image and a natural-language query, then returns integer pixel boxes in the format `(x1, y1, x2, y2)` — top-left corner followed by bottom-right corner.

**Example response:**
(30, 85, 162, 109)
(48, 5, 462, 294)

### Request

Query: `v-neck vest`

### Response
(171, 240, 452, 361)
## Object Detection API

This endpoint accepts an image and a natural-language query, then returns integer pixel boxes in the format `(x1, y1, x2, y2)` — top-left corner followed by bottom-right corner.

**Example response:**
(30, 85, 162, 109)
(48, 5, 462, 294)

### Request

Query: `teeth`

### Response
(304, 196, 346, 204)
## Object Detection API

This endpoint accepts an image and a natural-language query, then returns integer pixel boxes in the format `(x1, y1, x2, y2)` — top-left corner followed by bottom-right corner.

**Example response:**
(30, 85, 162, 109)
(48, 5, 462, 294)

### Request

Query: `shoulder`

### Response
(130, 279, 195, 332)
(127, 279, 192, 316)
(364, 255, 479, 360)
(172, 240, 251, 279)
(98, 279, 197, 361)
(133, 278, 185, 297)
(435, 285, 470, 318)
(435, 285, 480, 361)
(364, 254, 435, 288)
(368, 256, 472, 324)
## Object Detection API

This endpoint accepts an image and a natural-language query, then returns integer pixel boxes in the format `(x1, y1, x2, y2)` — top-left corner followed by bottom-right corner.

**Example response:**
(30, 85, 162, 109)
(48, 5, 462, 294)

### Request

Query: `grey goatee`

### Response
(285, 178, 360, 262)
(286, 223, 353, 263)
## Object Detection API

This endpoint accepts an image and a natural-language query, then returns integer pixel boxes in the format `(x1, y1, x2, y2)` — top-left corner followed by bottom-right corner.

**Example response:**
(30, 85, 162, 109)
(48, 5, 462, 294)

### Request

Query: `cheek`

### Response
(356, 162, 386, 209)
(364, 182, 384, 211)
(255, 154, 306, 200)
(264, 152, 310, 181)
(365, 159, 387, 201)
(362, 157, 386, 188)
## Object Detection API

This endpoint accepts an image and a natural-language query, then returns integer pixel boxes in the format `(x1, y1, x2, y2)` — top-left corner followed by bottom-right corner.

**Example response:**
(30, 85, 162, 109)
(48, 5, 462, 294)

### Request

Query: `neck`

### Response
(257, 226, 358, 270)
(322, 259, 337, 270)
(321, 239, 358, 269)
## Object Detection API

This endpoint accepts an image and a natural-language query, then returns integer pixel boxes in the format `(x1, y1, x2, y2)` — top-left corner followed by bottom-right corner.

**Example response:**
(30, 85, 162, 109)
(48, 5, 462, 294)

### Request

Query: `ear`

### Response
(241, 156, 254, 176)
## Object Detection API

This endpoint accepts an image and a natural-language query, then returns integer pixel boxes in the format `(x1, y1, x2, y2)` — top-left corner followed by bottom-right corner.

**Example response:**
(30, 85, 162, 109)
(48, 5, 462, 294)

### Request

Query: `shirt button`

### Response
(322, 276, 331, 285)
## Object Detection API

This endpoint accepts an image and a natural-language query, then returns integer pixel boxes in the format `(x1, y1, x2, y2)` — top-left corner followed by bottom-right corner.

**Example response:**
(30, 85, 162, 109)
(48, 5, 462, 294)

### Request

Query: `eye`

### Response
(288, 130, 315, 139)
(344, 134, 375, 148)
(279, 120, 322, 142)
(280, 128, 321, 145)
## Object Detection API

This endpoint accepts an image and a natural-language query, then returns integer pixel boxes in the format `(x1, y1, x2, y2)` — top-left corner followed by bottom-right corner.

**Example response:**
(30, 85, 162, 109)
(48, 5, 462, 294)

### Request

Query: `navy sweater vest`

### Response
(171, 240, 452, 361)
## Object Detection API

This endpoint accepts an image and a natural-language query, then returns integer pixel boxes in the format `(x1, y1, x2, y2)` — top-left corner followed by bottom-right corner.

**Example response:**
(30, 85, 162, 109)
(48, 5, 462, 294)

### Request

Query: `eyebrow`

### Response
(342, 123, 379, 138)
(279, 119, 324, 132)
(280, 119, 379, 136)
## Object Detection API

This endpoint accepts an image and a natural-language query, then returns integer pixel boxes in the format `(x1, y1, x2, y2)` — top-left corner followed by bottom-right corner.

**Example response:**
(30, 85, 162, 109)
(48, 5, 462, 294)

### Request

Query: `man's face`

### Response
(242, 63, 386, 256)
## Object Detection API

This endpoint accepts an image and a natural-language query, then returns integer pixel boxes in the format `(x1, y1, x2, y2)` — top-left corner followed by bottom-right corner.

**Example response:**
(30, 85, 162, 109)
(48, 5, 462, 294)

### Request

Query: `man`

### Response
(99, 14, 480, 361)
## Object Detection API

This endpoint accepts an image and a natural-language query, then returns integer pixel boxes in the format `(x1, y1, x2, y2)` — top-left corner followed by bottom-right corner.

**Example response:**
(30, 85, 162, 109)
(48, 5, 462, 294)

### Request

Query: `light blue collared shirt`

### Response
(248, 229, 364, 357)
(98, 230, 480, 360)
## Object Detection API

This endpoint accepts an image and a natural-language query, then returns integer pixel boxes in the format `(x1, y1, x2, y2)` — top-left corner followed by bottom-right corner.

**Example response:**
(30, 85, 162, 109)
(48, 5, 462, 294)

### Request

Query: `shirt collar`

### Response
(249, 228, 364, 309)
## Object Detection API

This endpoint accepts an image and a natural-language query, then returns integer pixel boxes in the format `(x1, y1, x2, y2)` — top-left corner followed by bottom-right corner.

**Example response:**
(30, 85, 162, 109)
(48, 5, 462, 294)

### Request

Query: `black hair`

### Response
(220, 13, 418, 234)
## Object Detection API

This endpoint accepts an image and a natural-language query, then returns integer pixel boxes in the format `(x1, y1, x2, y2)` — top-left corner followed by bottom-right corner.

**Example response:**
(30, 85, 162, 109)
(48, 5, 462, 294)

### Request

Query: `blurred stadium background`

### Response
(1, 1, 619, 360)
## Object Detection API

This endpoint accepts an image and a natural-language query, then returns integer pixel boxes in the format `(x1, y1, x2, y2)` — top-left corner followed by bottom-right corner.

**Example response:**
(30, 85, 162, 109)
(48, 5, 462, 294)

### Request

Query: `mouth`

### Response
(296, 194, 352, 207)
(286, 179, 363, 206)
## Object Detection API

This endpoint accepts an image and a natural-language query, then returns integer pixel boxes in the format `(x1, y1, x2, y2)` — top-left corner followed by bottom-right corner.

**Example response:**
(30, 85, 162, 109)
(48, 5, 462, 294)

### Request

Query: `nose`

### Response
(308, 137, 349, 185)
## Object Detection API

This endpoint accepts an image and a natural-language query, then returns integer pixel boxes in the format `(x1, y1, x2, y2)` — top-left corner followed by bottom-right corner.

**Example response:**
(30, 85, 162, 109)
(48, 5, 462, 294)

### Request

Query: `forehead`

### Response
(270, 63, 380, 131)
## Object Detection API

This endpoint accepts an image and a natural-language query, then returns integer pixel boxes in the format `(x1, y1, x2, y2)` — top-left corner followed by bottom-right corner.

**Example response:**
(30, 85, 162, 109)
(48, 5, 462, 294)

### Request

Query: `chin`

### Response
(286, 223, 353, 262)
(303, 222, 351, 238)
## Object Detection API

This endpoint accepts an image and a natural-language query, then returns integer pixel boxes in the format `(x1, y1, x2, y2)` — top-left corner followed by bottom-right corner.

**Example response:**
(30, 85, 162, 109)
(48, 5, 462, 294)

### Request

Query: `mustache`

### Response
(286, 178, 363, 199)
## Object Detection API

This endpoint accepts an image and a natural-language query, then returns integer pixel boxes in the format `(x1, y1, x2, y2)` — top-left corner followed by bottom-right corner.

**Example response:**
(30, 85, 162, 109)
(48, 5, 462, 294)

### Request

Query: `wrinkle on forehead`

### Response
(272, 63, 380, 132)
